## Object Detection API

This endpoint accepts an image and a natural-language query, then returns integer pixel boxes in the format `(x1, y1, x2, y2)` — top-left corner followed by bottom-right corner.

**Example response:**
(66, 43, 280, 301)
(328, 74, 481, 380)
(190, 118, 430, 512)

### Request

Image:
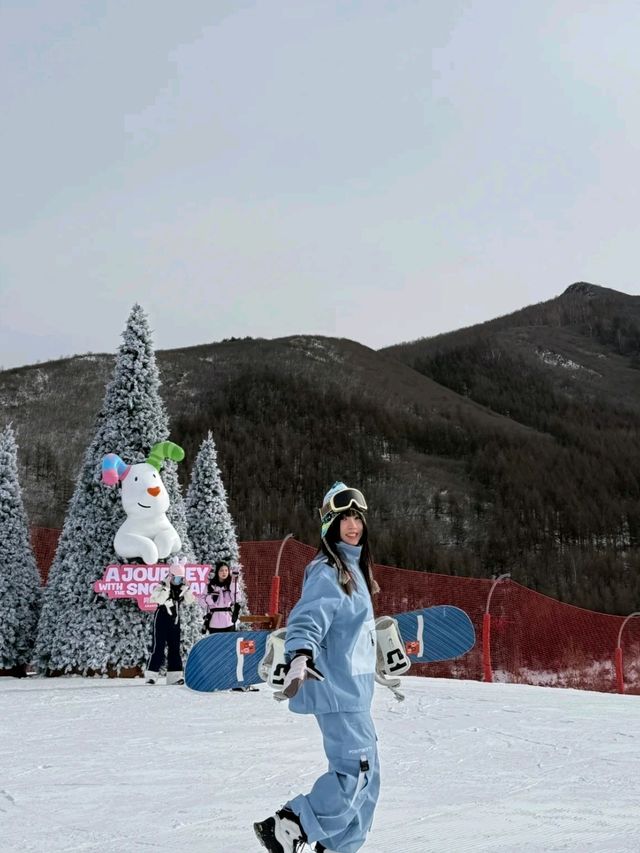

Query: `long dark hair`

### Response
(319, 511, 379, 597)
(208, 560, 231, 591)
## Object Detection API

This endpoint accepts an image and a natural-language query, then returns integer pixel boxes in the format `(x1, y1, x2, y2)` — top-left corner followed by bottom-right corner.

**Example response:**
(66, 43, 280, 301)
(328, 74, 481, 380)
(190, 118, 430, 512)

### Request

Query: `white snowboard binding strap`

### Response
(258, 628, 288, 690)
(375, 615, 411, 701)
(375, 615, 411, 676)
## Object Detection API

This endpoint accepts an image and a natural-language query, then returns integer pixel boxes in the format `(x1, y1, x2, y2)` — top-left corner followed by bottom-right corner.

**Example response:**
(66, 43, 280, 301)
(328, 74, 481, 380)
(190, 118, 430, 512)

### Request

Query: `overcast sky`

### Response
(2, 0, 639, 370)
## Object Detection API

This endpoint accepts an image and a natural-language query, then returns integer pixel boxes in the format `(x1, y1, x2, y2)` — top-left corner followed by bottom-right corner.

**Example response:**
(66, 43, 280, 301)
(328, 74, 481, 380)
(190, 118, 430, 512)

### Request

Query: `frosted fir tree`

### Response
(0, 425, 42, 675)
(185, 432, 248, 611)
(35, 304, 201, 675)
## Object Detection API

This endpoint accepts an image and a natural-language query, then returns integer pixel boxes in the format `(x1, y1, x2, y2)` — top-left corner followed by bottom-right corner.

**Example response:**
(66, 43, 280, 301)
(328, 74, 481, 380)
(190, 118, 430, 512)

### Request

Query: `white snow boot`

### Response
(166, 670, 184, 686)
(254, 807, 307, 853)
(144, 670, 159, 685)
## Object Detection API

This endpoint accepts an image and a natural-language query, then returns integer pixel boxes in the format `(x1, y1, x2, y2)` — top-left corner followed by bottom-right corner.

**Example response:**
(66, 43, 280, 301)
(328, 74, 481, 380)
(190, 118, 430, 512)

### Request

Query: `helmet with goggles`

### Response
(319, 482, 368, 539)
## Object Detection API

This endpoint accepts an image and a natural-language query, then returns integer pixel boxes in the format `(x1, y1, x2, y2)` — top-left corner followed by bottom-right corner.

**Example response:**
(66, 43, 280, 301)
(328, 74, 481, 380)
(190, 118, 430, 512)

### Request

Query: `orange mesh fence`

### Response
(31, 529, 640, 695)
(481, 580, 640, 695)
(235, 538, 640, 695)
(31, 527, 60, 584)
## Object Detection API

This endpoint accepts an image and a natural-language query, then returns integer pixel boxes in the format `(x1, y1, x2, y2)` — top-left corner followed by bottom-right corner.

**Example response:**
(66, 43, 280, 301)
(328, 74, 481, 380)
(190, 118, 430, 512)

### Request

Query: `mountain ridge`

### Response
(2, 283, 640, 613)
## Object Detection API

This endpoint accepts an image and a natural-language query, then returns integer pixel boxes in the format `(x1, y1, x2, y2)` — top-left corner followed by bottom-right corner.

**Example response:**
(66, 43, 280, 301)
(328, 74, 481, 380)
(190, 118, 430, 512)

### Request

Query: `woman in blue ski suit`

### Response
(255, 483, 380, 853)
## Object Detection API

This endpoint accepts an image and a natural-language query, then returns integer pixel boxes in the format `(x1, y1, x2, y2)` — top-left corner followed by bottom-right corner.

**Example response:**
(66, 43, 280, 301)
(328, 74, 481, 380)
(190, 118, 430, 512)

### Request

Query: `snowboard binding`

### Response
(258, 627, 288, 689)
(374, 615, 411, 701)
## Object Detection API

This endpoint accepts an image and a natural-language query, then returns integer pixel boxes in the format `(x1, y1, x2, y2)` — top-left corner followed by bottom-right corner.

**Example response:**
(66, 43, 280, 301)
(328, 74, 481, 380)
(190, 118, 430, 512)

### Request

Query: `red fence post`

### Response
(615, 611, 640, 694)
(615, 647, 624, 694)
(483, 573, 510, 683)
(269, 533, 293, 615)
(482, 613, 493, 683)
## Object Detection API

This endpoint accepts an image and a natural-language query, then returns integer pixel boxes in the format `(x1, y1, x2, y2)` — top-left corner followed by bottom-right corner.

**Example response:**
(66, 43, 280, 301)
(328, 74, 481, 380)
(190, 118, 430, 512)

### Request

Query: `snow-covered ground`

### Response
(2, 676, 638, 853)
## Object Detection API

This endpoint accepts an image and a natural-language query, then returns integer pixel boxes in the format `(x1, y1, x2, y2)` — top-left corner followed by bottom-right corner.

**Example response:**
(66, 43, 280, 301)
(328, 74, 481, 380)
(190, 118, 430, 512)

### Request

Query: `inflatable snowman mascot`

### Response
(101, 441, 185, 565)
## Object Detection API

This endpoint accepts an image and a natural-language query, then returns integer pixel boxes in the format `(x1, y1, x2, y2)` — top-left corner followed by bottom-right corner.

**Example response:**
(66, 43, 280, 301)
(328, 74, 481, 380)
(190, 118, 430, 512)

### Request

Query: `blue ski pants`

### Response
(287, 711, 380, 853)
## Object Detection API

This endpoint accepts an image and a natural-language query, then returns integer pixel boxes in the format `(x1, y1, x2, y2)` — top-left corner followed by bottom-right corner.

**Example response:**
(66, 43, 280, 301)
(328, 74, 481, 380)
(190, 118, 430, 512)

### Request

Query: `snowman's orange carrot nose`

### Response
(147, 486, 161, 497)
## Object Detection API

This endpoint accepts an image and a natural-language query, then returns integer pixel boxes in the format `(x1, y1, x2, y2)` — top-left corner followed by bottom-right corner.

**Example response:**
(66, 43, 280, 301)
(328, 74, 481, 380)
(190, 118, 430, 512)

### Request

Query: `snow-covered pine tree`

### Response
(35, 304, 201, 675)
(0, 424, 42, 675)
(185, 432, 248, 612)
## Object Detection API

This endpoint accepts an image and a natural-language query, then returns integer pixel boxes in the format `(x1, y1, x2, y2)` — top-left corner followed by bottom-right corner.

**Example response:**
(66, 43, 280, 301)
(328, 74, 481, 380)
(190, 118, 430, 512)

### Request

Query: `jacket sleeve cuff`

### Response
(287, 648, 314, 663)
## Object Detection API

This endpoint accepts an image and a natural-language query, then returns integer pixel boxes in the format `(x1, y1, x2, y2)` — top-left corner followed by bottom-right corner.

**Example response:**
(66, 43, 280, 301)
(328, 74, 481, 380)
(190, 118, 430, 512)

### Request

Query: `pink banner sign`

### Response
(93, 563, 211, 612)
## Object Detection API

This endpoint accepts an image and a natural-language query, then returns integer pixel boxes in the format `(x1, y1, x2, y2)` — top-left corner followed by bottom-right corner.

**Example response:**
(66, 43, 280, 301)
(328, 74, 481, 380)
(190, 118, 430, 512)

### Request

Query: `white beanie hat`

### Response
(169, 561, 186, 579)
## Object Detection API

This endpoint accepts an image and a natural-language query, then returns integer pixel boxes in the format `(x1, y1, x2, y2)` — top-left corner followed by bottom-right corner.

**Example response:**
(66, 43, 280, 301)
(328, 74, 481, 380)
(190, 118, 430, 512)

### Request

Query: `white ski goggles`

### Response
(319, 487, 368, 520)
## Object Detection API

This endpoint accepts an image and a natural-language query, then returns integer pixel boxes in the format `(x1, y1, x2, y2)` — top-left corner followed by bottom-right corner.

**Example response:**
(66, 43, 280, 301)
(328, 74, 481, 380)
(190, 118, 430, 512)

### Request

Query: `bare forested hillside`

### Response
(3, 283, 640, 613)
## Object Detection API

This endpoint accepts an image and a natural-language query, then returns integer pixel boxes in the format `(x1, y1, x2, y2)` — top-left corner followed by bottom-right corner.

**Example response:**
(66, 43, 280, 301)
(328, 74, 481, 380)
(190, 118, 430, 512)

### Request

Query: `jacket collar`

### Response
(336, 541, 362, 565)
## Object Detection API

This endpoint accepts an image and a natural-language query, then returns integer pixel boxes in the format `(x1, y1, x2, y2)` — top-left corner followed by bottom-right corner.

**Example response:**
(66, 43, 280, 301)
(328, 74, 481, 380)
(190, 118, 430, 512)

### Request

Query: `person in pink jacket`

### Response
(201, 561, 243, 633)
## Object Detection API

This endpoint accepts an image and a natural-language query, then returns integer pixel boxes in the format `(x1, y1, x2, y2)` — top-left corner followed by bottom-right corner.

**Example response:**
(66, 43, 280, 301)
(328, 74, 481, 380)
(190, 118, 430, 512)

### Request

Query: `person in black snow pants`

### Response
(145, 563, 195, 685)
(255, 482, 380, 853)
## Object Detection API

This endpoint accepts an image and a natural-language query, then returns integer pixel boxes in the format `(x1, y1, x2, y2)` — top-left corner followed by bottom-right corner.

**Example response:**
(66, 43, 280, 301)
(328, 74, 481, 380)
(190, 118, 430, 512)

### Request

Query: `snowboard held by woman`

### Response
(255, 482, 381, 853)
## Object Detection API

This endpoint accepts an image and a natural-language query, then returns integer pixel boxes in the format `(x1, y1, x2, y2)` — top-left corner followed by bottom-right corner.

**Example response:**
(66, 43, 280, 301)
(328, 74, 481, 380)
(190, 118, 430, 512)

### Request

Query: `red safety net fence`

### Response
(31, 529, 640, 695)
(31, 527, 60, 582)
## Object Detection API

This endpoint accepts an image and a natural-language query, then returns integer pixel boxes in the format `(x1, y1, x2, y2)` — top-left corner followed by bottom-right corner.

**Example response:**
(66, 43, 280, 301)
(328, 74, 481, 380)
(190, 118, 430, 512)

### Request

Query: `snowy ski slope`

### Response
(2, 676, 638, 852)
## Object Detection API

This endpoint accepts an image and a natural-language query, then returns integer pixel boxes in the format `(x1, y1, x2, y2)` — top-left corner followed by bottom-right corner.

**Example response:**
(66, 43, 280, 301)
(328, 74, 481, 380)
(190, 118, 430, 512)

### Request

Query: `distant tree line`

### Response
(166, 347, 640, 615)
(411, 337, 640, 613)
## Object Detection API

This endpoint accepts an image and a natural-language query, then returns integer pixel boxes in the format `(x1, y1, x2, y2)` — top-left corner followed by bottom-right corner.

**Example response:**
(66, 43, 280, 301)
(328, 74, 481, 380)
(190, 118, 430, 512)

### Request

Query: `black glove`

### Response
(231, 603, 241, 624)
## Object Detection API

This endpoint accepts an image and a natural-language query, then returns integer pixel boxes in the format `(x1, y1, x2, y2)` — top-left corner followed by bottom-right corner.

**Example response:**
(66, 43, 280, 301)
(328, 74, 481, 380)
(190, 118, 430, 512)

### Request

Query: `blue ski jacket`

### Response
(284, 542, 376, 715)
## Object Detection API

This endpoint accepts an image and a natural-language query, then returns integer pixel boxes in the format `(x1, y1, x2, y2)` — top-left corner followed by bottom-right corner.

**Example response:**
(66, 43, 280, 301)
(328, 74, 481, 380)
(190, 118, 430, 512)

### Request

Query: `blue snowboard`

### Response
(395, 605, 475, 665)
(186, 631, 270, 693)
(185, 605, 475, 693)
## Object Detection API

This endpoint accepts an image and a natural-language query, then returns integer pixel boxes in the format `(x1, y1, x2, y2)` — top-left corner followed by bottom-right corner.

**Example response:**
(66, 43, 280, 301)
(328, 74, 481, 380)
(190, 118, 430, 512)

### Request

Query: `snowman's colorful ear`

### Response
(146, 441, 185, 472)
(101, 453, 130, 485)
